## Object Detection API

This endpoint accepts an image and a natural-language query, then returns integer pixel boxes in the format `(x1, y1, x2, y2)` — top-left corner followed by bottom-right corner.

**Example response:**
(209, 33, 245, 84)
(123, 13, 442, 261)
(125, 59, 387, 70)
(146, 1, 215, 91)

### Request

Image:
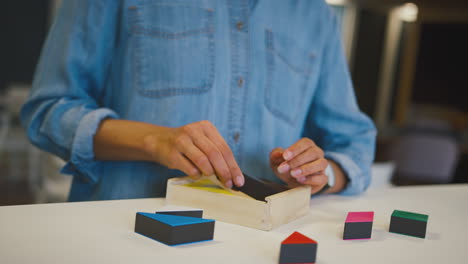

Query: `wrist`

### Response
(94, 119, 169, 162)
(325, 160, 347, 193)
(140, 125, 172, 163)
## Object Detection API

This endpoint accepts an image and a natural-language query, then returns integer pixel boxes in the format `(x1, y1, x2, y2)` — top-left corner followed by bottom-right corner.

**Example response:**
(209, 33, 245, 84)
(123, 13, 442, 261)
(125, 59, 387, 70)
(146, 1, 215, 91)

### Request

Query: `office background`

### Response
(1, 0, 467, 205)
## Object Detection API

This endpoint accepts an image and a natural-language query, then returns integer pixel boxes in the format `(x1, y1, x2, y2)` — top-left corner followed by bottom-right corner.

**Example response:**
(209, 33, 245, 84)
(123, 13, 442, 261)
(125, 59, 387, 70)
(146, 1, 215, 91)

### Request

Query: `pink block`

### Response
(345, 211, 374, 223)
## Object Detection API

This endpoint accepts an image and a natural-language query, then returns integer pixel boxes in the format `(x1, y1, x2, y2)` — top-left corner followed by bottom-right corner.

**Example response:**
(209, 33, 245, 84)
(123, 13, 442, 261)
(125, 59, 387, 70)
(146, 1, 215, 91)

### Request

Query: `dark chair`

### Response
(390, 119, 460, 185)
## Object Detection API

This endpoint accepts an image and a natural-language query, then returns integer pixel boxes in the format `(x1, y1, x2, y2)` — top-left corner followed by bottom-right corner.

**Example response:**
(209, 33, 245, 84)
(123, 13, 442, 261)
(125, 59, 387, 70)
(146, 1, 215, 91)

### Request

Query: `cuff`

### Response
(325, 151, 370, 195)
(61, 108, 119, 184)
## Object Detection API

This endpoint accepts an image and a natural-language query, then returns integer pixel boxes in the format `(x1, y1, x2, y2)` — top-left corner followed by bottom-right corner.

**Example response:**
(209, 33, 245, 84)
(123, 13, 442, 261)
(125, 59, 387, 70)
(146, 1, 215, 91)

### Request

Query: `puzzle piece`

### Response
(134, 212, 215, 246)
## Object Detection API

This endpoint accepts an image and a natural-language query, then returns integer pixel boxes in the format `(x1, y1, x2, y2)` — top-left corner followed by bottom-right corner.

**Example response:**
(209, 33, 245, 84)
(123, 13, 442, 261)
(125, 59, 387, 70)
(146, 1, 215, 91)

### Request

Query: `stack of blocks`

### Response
(134, 209, 215, 246)
(343, 211, 374, 240)
(389, 209, 428, 238)
(279, 231, 317, 264)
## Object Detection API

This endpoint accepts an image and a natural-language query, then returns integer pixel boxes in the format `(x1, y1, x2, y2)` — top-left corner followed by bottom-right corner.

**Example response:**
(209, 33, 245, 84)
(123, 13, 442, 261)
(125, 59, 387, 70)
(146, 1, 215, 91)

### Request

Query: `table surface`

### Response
(1, 184, 467, 264)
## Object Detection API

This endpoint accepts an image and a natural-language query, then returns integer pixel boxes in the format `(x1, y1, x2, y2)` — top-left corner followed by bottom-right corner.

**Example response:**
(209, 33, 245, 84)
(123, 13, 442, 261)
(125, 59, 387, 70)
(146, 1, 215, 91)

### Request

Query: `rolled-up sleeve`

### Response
(20, 0, 120, 183)
(303, 8, 377, 195)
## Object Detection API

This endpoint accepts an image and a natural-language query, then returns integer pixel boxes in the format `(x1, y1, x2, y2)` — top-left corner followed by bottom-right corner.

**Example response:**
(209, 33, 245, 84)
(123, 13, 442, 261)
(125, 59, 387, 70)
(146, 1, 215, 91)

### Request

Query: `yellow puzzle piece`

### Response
(183, 179, 234, 196)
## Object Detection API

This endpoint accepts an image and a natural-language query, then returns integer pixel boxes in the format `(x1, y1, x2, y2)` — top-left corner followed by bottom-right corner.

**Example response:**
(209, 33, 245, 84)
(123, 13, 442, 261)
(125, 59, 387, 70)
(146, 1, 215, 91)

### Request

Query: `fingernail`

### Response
(225, 180, 233, 189)
(283, 150, 293, 160)
(277, 163, 290, 174)
(291, 169, 302, 177)
(190, 168, 200, 176)
(236, 175, 244, 186)
(298, 177, 306, 183)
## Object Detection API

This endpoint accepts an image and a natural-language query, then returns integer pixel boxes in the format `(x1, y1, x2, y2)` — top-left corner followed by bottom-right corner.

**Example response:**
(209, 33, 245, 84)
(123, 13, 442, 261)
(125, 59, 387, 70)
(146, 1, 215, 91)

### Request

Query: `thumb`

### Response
(270, 147, 285, 167)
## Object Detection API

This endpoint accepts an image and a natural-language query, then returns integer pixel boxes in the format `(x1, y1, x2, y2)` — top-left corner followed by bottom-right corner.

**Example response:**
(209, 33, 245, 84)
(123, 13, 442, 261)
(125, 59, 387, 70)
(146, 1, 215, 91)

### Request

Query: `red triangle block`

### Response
(281, 231, 317, 245)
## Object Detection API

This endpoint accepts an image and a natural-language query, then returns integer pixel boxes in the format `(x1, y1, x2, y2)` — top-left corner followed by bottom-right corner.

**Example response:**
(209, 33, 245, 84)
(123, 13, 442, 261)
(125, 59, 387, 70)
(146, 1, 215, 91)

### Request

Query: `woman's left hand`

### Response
(270, 137, 329, 194)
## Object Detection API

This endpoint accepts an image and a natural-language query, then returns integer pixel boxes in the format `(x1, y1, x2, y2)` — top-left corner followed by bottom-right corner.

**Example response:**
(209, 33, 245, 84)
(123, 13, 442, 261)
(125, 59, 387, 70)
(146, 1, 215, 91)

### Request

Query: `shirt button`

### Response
(237, 77, 244, 87)
(233, 132, 240, 143)
(236, 21, 244, 31)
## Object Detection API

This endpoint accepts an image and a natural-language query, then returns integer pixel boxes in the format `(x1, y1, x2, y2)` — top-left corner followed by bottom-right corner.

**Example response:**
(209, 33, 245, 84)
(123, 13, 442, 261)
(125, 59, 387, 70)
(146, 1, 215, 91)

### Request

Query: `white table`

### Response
(0, 184, 467, 264)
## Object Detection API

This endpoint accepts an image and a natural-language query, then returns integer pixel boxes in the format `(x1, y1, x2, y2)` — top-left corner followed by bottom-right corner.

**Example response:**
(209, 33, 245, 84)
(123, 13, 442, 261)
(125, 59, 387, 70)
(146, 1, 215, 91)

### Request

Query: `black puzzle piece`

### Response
(232, 173, 289, 201)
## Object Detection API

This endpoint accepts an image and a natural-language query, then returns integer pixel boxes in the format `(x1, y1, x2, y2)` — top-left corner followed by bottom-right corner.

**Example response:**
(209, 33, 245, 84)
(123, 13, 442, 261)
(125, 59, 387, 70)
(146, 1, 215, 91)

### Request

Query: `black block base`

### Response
(343, 221, 373, 240)
(389, 216, 427, 238)
(135, 213, 214, 245)
(279, 243, 317, 264)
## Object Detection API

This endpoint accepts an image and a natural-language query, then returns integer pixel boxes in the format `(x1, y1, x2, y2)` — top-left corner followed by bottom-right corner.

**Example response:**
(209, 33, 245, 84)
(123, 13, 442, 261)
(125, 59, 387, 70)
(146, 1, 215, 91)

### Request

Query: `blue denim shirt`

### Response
(21, 0, 376, 201)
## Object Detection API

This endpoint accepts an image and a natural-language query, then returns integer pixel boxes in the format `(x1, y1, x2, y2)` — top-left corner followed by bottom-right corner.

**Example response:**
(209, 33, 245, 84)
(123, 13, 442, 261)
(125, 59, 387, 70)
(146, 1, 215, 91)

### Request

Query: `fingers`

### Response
(293, 160, 328, 194)
(276, 138, 325, 176)
(270, 138, 329, 192)
(171, 121, 242, 189)
(191, 132, 234, 188)
(177, 135, 215, 177)
(291, 158, 328, 182)
(299, 173, 329, 194)
(172, 151, 201, 179)
(270, 147, 301, 187)
(202, 122, 244, 187)
(286, 147, 324, 170)
(282, 138, 316, 161)
(270, 147, 285, 166)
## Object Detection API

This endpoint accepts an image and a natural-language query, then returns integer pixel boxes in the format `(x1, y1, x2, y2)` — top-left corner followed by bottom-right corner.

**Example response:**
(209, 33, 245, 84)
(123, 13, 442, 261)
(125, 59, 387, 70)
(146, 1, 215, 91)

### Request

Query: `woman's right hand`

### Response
(94, 119, 244, 188)
(142, 120, 244, 188)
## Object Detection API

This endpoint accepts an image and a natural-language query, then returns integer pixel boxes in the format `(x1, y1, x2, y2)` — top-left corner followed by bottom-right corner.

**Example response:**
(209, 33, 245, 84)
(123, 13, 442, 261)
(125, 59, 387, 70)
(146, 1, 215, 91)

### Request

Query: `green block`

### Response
(392, 210, 428, 222)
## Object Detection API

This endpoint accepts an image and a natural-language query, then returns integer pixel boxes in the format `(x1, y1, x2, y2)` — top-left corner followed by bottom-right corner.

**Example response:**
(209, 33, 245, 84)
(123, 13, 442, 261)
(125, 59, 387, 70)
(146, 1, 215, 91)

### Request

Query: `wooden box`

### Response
(165, 177, 311, 231)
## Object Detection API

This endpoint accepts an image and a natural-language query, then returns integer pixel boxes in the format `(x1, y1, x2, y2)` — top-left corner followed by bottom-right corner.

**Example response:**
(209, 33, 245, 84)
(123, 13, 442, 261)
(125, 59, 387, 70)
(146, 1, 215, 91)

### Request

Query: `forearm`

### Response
(93, 119, 166, 162)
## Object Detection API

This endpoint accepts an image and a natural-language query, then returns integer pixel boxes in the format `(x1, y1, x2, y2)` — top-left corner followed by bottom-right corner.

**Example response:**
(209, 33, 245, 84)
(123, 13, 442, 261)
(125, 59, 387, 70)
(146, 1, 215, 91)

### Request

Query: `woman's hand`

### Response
(270, 137, 347, 194)
(143, 120, 244, 188)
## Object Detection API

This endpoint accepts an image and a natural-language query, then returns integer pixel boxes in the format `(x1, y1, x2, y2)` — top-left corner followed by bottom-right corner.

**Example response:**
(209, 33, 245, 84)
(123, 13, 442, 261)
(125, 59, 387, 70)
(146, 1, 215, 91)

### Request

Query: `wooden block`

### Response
(279, 231, 317, 264)
(134, 212, 215, 246)
(389, 210, 428, 238)
(166, 177, 311, 231)
(156, 209, 203, 218)
(343, 211, 374, 240)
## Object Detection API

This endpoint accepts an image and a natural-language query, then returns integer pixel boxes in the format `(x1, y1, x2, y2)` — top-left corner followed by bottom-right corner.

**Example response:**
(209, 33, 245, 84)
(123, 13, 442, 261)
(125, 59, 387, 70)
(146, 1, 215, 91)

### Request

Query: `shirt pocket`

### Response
(128, 2, 215, 98)
(264, 29, 317, 125)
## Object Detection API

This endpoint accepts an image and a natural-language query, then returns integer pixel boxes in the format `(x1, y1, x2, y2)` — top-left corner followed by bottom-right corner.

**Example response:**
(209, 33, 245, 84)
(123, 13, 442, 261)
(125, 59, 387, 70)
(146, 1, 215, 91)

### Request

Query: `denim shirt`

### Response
(21, 0, 376, 201)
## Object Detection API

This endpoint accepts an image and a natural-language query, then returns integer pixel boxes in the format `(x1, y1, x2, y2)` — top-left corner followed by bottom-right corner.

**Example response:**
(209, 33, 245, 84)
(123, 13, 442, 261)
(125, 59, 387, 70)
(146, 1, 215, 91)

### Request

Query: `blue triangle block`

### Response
(138, 212, 214, 227)
(135, 212, 216, 245)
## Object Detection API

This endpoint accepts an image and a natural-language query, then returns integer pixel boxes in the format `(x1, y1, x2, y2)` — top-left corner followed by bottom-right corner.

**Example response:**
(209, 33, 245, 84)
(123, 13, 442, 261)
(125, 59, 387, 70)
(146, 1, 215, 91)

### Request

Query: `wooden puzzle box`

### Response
(165, 176, 311, 231)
